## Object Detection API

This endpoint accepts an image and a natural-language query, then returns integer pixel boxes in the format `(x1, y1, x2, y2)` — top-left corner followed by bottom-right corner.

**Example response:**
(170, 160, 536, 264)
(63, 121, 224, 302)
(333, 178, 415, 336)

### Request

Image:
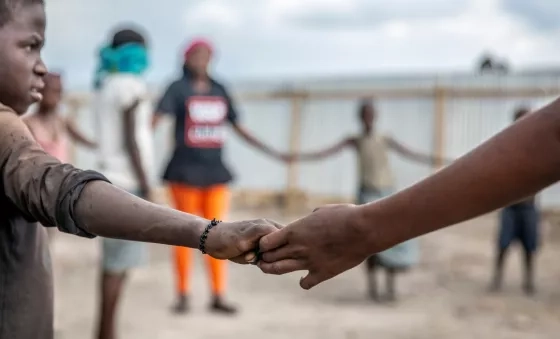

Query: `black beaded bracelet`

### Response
(199, 218, 222, 254)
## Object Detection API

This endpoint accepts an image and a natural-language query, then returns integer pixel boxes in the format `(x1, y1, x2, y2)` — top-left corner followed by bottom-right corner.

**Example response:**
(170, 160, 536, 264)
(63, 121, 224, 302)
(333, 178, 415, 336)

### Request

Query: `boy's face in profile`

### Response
(0, 3, 47, 114)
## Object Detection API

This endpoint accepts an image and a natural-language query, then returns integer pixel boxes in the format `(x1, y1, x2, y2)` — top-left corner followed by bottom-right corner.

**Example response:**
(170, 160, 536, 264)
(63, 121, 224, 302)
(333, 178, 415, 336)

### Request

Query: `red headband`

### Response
(184, 39, 213, 61)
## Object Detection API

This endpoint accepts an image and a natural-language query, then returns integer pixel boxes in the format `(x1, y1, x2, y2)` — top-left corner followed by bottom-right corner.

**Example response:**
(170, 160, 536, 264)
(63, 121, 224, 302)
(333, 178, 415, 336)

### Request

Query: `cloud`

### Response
(40, 0, 560, 91)
(183, 1, 243, 31)
(283, 0, 469, 29)
(502, 0, 560, 32)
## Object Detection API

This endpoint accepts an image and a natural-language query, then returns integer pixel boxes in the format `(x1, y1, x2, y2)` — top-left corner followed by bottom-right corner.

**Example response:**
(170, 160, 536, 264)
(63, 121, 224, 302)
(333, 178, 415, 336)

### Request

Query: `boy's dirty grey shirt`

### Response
(0, 105, 109, 339)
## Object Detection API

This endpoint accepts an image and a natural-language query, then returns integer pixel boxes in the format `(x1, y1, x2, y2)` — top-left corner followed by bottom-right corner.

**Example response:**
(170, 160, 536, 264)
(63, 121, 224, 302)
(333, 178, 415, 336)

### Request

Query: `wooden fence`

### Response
(65, 85, 560, 211)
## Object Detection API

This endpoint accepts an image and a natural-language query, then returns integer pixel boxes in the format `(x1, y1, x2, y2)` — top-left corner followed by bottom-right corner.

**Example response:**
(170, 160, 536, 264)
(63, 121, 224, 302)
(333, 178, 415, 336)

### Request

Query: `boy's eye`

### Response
(25, 41, 42, 52)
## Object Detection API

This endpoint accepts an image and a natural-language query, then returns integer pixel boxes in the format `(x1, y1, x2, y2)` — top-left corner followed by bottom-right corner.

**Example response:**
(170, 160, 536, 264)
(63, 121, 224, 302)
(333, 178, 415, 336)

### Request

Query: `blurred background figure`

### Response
(24, 72, 97, 242)
(489, 107, 541, 296)
(152, 38, 286, 316)
(92, 26, 153, 339)
(287, 99, 448, 302)
(24, 71, 97, 339)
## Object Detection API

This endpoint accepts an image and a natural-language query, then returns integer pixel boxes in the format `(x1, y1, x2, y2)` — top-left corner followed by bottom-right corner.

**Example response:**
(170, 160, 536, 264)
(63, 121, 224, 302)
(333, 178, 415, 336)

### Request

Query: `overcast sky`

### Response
(42, 0, 560, 90)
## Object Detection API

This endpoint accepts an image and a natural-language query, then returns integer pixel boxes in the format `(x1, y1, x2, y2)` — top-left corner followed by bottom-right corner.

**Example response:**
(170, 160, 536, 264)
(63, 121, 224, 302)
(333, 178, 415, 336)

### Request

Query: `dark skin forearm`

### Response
(359, 99, 560, 249)
(2, 109, 277, 263)
(75, 181, 207, 247)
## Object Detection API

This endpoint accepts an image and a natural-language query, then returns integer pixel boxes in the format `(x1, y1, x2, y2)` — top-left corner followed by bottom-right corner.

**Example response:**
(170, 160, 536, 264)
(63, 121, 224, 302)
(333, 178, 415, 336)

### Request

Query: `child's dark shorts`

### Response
(498, 202, 539, 253)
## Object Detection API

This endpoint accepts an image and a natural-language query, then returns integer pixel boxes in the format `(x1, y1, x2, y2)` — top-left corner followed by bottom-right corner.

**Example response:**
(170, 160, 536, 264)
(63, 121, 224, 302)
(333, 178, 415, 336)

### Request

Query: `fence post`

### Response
(433, 86, 446, 170)
(285, 93, 303, 212)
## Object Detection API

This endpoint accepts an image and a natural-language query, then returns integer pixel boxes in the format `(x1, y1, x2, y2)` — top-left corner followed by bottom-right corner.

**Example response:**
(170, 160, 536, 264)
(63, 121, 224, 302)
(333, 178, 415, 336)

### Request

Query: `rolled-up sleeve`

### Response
(0, 108, 110, 238)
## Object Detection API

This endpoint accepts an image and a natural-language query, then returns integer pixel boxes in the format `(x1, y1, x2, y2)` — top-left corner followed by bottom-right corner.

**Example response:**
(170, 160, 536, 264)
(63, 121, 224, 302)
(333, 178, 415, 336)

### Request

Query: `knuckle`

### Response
(259, 237, 269, 248)
(236, 239, 250, 253)
(293, 247, 307, 258)
(286, 227, 295, 238)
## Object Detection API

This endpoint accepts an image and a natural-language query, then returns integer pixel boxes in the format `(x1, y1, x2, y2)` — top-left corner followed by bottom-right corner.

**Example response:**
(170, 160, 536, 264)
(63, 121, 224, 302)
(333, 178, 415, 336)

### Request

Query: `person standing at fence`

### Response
(490, 107, 541, 295)
(153, 38, 287, 315)
(24, 72, 97, 242)
(286, 98, 448, 302)
(92, 27, 154, 339)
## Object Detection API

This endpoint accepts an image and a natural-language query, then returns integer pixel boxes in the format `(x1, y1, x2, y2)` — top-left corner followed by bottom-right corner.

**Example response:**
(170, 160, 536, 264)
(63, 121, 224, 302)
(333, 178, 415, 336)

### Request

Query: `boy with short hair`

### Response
(0, 3, 279, 338)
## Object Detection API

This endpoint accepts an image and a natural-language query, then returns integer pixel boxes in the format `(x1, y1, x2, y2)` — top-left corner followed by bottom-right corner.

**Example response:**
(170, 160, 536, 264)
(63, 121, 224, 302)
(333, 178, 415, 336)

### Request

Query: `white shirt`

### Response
(94, 74, 154, 192)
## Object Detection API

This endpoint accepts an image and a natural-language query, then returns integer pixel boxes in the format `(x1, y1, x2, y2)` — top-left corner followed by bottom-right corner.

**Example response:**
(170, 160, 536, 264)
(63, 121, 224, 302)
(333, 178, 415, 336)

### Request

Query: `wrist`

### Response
(198, 218, 222, 254)
(348, 204, 379, 257)
(155, 210, 210, 249)
(353, 201, 404, 254)
(193, 217, 210, 239)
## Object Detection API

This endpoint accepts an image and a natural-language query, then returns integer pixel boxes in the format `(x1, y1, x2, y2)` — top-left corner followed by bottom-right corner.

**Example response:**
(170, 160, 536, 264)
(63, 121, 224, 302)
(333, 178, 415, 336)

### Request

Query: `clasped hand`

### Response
(206, 203, 382, 290)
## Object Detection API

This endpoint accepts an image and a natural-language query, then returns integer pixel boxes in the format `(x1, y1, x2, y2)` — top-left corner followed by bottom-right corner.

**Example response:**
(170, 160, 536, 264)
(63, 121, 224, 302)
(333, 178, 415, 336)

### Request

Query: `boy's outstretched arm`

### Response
(385, 136, 450, 165)
(257, 97, 560, 288)
(290, 137, 356, 161)
(0, 108, 279, 262)
(221, 87, 287, 161)
(231, 123, 285, 160)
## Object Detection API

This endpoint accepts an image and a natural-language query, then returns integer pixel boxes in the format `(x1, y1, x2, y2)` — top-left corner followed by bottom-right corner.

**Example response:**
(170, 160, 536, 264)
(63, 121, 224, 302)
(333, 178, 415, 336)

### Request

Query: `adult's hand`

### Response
(257, 204, 389, 290)
(205, 219, 284, 264)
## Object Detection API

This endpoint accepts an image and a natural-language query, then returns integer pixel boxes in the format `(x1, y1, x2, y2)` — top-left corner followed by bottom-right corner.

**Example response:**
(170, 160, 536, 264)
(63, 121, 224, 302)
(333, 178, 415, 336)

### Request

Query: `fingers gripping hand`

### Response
(209, 218, 283, 265)
(257, 203, 371, 290)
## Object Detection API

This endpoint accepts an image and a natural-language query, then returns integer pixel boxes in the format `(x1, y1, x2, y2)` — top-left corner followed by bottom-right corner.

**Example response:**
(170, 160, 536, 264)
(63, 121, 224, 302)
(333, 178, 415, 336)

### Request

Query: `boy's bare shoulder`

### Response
(21, 112, 37, 125)
(0, 104, 21, 125)
(0, 102, 15, 115)
(0, 106, 34, 141)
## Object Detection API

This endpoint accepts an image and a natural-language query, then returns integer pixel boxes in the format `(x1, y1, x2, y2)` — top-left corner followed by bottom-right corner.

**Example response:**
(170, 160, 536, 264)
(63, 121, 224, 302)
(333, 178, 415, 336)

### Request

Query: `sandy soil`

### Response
(50, 208, 560, 339)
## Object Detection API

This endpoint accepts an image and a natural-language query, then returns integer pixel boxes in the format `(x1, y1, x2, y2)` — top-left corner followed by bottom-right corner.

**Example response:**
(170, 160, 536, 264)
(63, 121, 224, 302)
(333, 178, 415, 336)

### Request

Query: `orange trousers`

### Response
(170, 183, 229, 296)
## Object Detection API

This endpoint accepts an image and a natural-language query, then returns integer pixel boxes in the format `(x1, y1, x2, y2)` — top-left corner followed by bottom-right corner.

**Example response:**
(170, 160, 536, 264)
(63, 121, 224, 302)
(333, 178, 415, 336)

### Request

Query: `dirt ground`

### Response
(51, 208, 560, 339)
